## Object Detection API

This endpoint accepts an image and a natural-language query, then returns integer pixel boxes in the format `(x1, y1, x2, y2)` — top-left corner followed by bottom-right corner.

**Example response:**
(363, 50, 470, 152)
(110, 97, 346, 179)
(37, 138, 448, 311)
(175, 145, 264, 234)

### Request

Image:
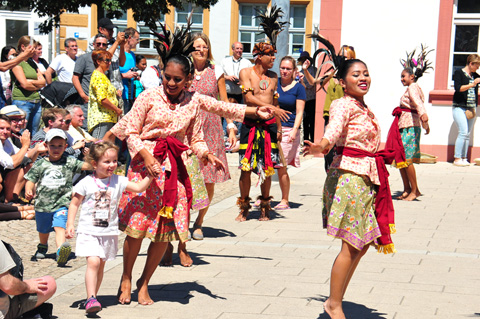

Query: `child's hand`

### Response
(24, 189, 34, 201)
(65, 225, 75, 239)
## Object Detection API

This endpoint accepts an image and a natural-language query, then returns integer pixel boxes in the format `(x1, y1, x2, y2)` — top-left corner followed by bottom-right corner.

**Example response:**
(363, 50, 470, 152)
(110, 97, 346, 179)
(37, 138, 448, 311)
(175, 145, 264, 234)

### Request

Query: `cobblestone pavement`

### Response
(0, 153, 313, 280)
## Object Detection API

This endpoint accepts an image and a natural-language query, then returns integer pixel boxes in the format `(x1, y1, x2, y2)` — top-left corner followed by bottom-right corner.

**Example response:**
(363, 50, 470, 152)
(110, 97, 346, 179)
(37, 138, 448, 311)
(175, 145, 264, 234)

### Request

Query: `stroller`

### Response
(39, 81, 80, 108)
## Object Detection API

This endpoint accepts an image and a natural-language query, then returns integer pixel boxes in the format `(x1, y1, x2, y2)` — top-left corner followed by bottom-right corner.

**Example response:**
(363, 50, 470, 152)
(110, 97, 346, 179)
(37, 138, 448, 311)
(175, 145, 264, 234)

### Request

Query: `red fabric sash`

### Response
(242, 118, 276, 174)
(385, 107, 418, 167)
(336, 146, 396, 248)
(153, 136, 193, 216)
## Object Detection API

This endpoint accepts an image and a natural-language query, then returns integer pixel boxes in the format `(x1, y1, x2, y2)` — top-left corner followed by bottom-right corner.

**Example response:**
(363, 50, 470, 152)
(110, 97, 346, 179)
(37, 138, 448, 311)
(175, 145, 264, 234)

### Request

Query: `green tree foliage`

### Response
(1, 0, 218, 33)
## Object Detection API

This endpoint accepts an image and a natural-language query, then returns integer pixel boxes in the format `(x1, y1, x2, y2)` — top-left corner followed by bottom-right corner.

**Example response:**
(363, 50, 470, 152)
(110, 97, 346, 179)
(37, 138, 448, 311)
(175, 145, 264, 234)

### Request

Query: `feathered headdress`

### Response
(252, 5, 288, 56)
(400, 44, 434, 80)
(145, 15, 195, 68)
(306, 34, 345, 91)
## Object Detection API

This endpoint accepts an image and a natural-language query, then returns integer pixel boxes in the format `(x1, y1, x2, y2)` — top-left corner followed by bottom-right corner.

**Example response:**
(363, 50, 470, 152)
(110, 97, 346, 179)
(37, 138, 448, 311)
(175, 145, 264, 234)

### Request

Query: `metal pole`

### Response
(271, 0, 290, 75)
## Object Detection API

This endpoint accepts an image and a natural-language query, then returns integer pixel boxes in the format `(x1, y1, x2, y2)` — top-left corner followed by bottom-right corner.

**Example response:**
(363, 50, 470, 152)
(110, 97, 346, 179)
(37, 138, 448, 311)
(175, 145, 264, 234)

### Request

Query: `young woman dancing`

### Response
(109, 21, 285, 306)
(304, 58, 396, 319)
(394, 47, 431, 200)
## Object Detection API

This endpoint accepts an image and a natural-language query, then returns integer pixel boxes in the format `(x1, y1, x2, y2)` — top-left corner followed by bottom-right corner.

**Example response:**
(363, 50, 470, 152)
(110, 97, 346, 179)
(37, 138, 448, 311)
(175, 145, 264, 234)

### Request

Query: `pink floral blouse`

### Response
(111, 86, 245, 160)
(398, 82, 426, 129)
(323, 95, 381, 185)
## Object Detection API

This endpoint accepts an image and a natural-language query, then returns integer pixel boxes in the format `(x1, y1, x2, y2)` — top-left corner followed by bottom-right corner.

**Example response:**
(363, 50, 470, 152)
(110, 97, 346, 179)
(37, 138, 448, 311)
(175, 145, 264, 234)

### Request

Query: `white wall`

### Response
(209, 0, 233, 64)
(341, 0, 462, 148)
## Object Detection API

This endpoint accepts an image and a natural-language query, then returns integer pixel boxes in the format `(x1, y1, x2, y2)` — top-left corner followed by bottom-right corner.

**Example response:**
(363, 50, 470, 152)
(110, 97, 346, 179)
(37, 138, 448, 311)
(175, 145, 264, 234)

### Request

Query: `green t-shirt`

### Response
(24, 155, 84, 212)
(11, 61, 40, 101)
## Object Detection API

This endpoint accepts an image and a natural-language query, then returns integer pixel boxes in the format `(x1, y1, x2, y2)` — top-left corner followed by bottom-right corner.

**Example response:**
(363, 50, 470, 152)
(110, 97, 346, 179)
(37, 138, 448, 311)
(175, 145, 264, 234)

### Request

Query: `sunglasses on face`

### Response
(10, 118, 25, 123)
(100, 59, 112, 63)
(95, 42, 108, 47)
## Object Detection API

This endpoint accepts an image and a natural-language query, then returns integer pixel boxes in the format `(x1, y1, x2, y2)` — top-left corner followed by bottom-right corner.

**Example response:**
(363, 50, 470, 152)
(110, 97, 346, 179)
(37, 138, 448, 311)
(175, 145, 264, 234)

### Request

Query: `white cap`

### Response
(0, 105, 26, 117)
(45, 129, 67, 142)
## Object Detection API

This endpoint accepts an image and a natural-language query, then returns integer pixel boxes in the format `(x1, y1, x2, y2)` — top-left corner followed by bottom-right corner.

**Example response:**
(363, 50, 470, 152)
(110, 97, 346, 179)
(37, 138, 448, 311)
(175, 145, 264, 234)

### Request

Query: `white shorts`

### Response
(75, 233, 118, 261)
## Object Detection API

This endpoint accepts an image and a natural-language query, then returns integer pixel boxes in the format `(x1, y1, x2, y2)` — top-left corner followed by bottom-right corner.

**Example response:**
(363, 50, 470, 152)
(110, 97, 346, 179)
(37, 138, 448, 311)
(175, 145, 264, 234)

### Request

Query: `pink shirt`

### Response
(323, 95, 381, 185)
(111, 86, 245, 160)
(398, 82, 426, 129)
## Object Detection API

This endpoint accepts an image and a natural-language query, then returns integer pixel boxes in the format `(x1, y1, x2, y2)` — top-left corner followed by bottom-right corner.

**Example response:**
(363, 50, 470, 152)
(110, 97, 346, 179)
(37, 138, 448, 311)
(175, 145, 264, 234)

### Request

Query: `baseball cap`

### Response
(45, 128, 67, 142)
(0, 105, 26, 117)
(98, 17, 116, 30)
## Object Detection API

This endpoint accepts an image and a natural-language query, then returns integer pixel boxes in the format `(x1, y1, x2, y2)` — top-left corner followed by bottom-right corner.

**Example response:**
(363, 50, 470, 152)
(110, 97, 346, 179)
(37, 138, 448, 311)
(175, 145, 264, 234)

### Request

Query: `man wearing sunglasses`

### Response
(72, 32, 125, 130)
(45, 38, 78, 84)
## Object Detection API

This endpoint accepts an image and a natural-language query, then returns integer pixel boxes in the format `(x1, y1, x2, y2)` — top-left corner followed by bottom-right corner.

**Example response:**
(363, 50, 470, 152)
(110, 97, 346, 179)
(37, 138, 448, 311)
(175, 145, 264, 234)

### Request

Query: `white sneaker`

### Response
(462, 159, 471, 165)
(453, 160, 468, 167)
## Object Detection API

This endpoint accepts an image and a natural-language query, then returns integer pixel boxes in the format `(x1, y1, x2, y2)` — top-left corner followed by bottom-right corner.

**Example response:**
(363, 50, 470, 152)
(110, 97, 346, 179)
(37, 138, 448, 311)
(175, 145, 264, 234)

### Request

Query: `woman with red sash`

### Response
(109, 22, 281, 306)
(304, 59, 396, 319)
(392, 67, 429, 201)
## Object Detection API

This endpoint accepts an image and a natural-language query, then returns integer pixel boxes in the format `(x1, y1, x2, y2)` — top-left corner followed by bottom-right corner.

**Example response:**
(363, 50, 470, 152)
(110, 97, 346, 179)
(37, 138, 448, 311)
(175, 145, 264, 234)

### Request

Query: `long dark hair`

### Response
(1, 46, 16, 62)
(336, 59, 367, 81)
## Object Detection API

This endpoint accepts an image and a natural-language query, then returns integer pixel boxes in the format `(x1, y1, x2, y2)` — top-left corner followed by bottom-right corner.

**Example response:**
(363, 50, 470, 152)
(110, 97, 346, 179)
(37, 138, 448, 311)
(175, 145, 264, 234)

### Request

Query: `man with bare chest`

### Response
(236, 42, 282, 222)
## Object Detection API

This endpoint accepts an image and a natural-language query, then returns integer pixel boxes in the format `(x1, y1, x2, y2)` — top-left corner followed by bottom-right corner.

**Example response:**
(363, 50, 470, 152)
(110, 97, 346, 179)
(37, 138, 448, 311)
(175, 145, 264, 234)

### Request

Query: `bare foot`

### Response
(159, 242, 173, 266)
(117, 277, 132, 304)
(324, 298, 346, 319)
(396, 191, 409, 200)
(259, 210, 270, 221)
(136, 279, 154, 305)
(403, 192, 419, 201)
(178, 242, 192, 267)
(235, 211, 248, 222)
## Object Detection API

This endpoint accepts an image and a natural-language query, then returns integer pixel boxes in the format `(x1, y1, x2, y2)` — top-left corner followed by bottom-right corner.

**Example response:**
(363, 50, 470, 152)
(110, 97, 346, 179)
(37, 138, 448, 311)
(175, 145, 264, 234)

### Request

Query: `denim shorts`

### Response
(36, 207, 68, 234)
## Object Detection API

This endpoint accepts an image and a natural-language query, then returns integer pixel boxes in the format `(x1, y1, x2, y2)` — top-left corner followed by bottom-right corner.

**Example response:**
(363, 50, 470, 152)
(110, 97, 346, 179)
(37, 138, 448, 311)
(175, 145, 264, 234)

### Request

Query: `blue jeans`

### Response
(13, 100, 41, 136)
(452, 106, 475, 158)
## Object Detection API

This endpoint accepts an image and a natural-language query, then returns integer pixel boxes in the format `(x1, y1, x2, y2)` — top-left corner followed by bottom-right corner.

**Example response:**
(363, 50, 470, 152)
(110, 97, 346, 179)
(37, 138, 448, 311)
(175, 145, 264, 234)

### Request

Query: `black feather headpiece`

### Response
(254, 5, 288, 49)
(306, 34, 345, 91)
(400, 44, 434, 81)
(143, 16, 195, 69)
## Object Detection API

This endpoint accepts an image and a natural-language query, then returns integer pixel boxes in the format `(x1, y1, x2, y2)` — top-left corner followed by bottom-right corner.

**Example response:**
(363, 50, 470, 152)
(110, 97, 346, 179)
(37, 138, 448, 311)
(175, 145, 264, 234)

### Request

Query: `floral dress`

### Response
(322, 95, 383, 250)
(188, 64, 230, 184)
(110, 87, 245, 243)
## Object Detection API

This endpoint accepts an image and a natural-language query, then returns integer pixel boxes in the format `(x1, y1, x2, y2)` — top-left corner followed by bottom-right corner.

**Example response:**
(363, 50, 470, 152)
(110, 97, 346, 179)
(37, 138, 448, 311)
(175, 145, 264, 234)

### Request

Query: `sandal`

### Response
(273, 203, 290, 210)
(21, 210, 35, 220)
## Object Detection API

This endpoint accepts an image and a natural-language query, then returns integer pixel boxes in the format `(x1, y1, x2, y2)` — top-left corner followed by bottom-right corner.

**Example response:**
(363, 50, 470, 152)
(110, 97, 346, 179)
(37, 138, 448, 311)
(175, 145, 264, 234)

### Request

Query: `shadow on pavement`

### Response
(310, 295, 388, 319)
(160, 251, 273, 267)
(132, 281, 226, 305)
(202, 227, 236, 238)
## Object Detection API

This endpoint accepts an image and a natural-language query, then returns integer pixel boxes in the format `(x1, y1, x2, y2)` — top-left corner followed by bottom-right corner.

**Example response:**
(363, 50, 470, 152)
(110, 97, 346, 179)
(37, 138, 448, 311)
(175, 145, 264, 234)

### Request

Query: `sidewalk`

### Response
(34, 158, 480, 317)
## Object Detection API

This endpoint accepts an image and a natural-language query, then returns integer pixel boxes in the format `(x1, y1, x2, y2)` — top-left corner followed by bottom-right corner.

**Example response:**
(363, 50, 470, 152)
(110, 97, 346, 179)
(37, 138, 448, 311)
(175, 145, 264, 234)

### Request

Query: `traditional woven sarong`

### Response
(238, 118, 279, 183)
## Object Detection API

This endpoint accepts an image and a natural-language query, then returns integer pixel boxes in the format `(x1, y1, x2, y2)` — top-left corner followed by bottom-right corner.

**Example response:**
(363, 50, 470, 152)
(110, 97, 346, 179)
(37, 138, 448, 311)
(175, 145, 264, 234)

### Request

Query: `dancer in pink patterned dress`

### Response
(108, 23, 281, 305)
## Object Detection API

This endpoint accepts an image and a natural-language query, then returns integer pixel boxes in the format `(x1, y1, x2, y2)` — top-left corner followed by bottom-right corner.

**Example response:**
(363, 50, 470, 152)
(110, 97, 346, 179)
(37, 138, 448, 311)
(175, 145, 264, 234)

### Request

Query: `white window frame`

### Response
(288, 5, 306, 58)
(449, 0, 480, 87)
(238, 3, 268, 59)
(175, 2, 204, 34)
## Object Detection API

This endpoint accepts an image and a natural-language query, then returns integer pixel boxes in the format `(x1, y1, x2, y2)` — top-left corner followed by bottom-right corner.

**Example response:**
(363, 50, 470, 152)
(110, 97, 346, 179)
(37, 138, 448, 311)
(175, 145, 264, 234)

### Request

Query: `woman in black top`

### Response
(452, 54, 480, 166)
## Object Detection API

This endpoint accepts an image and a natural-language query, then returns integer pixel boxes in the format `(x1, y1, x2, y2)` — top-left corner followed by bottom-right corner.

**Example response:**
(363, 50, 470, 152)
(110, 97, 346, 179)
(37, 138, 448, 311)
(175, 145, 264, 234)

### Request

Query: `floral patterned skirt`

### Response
(185, 153, 209, 210)
(118, 156, 189, 243)
(322, 169, 382, 250)
(400, 126, 421, 164)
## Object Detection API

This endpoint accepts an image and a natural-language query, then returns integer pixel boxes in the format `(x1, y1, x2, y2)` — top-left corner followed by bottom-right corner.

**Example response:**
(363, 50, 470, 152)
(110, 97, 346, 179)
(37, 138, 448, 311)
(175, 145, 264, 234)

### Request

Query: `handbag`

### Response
(465, 107, 476, 120)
